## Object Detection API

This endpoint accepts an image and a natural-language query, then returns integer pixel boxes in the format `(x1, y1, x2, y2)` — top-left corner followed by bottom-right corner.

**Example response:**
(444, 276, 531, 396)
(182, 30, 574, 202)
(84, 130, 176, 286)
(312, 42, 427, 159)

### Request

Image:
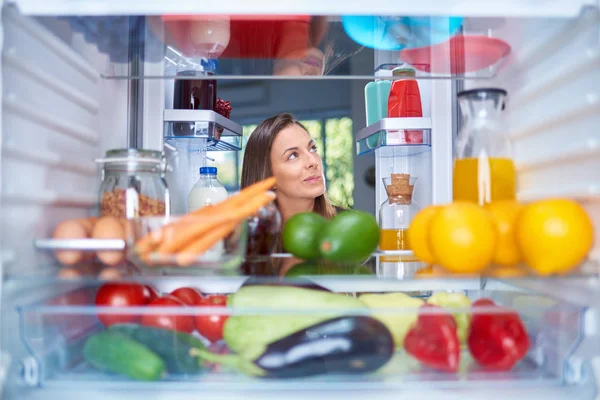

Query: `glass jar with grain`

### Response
(97, 149, 170, 219)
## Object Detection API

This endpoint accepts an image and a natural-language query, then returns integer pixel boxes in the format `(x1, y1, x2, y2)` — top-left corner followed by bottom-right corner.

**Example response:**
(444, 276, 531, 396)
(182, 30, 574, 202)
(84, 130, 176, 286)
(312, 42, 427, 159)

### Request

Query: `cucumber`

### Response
(83, 331, 165, 381)
(108, 323, 205, 375)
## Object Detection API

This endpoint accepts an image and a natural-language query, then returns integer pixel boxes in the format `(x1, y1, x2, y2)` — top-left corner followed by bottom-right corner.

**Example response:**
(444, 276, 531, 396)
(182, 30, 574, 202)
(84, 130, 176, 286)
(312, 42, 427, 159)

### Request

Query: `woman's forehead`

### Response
(272, 125, 311, 150)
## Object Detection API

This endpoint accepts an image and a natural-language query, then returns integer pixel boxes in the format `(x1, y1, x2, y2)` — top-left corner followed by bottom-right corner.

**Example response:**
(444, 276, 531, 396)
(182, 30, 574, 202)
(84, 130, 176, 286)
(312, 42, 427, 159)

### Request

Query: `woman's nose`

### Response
(305, 153, 318, 169)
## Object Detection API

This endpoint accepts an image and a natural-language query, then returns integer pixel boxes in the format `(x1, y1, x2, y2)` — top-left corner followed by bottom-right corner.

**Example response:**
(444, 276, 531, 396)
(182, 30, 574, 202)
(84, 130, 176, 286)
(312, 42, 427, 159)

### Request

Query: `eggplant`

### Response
(241, 276, 331, 292)
(254, 316, 394, 378)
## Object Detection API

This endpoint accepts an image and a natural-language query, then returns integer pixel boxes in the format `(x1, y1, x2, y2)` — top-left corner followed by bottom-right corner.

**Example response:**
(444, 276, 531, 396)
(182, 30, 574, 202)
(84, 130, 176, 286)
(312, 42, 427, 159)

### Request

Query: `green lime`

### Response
(282, 212, 328, 260)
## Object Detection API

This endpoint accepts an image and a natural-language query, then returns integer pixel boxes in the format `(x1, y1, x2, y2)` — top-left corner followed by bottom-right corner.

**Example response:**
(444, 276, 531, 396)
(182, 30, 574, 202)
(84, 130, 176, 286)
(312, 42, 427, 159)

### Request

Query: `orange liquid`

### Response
(380, 228, 409, 250)
(453, 157, 516, 204)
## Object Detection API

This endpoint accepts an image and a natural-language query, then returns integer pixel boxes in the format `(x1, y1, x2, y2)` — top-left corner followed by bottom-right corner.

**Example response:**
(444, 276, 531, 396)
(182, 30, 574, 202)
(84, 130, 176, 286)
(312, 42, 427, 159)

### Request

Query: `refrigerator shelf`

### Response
(34, 239, 126, 252)
(355, 118, 432, 156)
(14, 280, 589, 390)
(163, 109, 243, 152)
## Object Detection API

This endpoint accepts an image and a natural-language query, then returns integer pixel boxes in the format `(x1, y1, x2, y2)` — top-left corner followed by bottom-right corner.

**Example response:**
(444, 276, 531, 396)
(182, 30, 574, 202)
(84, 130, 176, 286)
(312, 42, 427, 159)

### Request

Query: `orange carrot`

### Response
(134, 177, 275, 251)
(166, 191, 276, 256)
(191, 176, 276, 215)
(175, 220, 238, 267)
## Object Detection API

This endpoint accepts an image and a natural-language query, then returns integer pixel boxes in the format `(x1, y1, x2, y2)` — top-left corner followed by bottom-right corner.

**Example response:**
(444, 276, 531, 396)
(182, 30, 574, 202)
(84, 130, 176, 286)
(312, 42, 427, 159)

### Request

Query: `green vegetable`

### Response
(358, 293, 424, 348)
(319, 211, 380, 263)
(108, 323, 205, 375)
(282, 212, 328, 260)
(83, 331, 165, 381)
(224, 285, 366, 360)
(427, 292, 472, 343)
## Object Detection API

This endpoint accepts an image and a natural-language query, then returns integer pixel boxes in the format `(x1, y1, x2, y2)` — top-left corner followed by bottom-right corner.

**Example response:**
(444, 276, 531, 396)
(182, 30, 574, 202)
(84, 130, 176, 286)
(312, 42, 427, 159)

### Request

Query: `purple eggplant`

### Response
(254, 316, 394, 378)
(241, 276, 331, 292)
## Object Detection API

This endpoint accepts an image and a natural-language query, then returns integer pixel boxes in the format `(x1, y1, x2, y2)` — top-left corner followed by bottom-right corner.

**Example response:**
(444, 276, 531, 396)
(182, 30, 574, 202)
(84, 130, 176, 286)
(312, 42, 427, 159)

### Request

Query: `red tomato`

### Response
(170, 287, 204, 306)
(195, 294, 228, 342)
(141, 295, 195, 334)
(95, 283, 152, 327)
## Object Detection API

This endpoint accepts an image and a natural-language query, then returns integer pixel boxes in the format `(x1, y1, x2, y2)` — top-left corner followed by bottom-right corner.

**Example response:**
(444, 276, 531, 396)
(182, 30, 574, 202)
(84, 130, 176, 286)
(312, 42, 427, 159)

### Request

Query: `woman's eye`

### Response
(310, 145, 318, 152)
(287, 152, 298, 160)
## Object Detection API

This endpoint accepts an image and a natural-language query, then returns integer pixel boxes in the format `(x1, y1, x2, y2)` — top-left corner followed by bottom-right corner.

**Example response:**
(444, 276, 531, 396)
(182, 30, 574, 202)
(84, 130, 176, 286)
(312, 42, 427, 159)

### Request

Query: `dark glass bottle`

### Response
(172, 68, 217, 136)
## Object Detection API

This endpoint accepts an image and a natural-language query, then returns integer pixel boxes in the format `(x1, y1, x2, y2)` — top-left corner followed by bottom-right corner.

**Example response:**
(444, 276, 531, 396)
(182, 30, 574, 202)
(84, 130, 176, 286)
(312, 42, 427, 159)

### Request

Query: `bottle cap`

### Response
(200, 167, 218, 175)
(392, 67, 416, 77)
(374, 69, 393, 79)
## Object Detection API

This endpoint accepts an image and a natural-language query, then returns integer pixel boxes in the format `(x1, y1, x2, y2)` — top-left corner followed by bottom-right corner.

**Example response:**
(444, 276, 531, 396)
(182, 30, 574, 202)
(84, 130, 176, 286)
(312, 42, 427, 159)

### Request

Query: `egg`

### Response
(52, 219, 88, 265)
(58, 267, 82, 279)
(92, 216, 125, 266)
(98, 267, 123, 281)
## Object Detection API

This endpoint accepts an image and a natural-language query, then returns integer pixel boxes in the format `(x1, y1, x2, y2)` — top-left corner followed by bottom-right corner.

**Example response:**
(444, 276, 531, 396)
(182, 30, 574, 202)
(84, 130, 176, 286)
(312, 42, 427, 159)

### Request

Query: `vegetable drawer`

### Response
(15, 278, 588, 391)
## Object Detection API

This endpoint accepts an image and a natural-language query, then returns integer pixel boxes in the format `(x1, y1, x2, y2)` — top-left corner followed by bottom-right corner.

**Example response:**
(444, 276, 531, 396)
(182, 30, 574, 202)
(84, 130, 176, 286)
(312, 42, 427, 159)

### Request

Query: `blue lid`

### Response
(200, 166, 217, 175)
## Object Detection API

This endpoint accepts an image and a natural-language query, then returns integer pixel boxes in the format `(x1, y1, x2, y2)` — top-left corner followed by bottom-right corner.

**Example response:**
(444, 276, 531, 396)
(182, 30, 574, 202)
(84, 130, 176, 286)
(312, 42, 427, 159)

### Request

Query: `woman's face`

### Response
(270, 124, 325, 200)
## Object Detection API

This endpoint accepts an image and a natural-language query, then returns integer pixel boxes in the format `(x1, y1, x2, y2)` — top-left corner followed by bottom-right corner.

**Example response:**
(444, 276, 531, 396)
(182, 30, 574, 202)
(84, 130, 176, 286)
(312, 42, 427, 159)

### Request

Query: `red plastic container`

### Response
(387, 68, 423, 144)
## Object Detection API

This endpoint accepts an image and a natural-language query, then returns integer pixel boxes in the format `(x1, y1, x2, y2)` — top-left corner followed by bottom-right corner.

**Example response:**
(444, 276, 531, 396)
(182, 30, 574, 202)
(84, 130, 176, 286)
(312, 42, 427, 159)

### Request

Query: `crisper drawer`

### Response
(14, 277, 589, 392)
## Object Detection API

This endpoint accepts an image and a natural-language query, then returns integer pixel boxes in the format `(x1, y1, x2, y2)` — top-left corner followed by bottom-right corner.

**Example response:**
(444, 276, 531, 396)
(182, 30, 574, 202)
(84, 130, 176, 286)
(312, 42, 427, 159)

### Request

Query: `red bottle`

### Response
(387, 68, 423, 144)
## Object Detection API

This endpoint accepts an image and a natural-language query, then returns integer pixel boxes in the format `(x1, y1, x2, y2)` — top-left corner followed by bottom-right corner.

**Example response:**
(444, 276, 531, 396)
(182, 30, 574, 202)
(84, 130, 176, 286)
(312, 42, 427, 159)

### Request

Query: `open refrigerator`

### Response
(0, 1, 599, 399)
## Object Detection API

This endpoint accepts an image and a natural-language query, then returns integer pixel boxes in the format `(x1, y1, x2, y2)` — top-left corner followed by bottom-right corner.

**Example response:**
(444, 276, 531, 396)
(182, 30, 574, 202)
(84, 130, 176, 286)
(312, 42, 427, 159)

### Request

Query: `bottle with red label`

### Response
(387, 68, 423, 144)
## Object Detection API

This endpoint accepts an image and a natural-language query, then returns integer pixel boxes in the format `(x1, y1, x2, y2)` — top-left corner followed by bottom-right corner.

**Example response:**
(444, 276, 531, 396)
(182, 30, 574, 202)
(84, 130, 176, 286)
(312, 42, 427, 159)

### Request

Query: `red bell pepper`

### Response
(404, 304, 460, 372)
(468, 298, 530, 371)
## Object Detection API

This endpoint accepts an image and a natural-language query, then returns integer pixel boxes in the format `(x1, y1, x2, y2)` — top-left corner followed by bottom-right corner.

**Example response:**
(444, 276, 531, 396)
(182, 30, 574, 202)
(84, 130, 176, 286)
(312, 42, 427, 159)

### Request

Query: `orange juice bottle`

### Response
(454, 88, 514, 205)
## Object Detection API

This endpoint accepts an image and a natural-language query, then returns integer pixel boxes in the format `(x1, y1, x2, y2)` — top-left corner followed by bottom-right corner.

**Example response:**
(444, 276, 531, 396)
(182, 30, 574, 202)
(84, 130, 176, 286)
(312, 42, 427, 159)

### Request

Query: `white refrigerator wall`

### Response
(464, 9, 600, 258)
(0, 9, 129, 275)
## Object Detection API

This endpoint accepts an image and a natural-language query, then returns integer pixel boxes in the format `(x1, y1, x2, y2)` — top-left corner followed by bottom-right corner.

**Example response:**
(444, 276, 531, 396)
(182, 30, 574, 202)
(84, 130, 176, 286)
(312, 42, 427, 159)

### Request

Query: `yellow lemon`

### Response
(516, 199, 594, 276)
(407, 205, 441, 265)
(484, 200, 524, 266)
(429, 202, 497, 274)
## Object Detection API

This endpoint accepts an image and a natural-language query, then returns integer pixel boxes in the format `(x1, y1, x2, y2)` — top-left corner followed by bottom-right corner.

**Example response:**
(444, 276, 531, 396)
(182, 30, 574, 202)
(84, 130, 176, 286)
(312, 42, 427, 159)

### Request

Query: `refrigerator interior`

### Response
(1, 1, 599, 399)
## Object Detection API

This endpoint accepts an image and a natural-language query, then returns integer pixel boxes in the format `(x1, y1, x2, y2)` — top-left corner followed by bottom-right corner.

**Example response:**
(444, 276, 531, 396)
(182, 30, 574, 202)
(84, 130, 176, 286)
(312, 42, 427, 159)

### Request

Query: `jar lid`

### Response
(200, 166, 218, 175)
(95, 148, 164, 165)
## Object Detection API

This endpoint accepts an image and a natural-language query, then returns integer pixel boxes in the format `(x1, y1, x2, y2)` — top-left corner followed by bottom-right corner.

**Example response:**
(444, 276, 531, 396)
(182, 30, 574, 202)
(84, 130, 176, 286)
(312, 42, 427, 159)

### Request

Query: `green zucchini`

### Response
(109, 323, 205, 375)
(83, 331, 165, 381)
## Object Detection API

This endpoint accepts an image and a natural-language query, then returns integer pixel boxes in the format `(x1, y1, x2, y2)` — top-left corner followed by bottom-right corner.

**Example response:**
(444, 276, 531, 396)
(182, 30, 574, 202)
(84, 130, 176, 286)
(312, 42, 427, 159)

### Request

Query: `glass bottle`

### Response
(98, 149, 170, 219)
(453, 88, 515, 205)
(172, 58, 218, 136)
(378, 174, 420, 251)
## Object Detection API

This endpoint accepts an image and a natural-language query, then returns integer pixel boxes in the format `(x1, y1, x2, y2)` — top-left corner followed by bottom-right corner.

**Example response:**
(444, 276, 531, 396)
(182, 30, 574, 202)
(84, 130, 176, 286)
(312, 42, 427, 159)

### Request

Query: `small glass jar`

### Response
(97, 149, 170, 219)
(378, 175, 420, 251)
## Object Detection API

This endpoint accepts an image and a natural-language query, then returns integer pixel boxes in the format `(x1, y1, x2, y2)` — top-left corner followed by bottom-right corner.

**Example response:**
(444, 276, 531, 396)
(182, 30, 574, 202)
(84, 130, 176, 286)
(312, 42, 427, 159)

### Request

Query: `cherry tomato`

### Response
(95, 283, 152, 327)
(195, 294, 228, 342)
(141, 295, 195, 334)
(170, 287, 204, 306)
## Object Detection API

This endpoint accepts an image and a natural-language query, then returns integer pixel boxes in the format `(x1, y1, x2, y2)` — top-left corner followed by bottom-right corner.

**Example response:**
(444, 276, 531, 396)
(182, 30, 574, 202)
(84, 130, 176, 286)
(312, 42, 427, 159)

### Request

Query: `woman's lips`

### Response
(304, 176, 322, 183)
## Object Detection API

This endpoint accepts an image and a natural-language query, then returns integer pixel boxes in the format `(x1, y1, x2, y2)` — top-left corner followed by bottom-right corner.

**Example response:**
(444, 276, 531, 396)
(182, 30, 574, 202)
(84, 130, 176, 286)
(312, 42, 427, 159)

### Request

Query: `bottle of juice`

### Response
(453, 88, 515, 205)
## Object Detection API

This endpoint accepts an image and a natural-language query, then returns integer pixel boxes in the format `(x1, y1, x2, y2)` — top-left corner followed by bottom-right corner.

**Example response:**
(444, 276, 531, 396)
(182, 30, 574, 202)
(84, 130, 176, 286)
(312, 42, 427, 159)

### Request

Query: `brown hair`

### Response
(242, 113, 337, 220)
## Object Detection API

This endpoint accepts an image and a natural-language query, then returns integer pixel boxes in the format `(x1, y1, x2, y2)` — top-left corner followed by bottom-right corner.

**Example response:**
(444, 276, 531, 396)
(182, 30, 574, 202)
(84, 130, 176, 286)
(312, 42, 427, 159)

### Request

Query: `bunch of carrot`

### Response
(134, 177, 276, 267)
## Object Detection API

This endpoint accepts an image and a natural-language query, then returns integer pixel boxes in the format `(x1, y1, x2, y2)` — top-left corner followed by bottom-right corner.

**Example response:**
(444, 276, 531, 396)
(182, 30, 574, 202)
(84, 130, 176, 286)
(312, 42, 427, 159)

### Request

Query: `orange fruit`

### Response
(516, 199, 593, 276)
(429, 202, 497, 274)
(407, 205, 441, 265)
(484, 200, 524, 266)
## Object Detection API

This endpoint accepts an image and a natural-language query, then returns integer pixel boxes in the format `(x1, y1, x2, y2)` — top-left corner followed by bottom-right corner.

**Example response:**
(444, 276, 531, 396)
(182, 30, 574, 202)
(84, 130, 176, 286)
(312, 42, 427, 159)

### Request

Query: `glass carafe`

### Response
(378, 174, 420, 251)
(453, 88, 515, 205)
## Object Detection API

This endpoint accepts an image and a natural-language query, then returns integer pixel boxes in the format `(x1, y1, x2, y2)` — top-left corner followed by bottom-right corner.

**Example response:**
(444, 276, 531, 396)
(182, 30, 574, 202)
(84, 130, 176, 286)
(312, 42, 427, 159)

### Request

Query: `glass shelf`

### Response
(14, 8, 528, 80)
(163, 109, 242, 152)
(355, 117, 432, 155)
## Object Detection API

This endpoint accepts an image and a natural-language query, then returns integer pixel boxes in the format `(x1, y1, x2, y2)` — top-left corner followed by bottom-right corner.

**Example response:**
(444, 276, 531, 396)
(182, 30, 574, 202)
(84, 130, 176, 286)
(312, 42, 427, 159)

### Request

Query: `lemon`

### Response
(484, 200, 524, 266)
(516, 199, 593, 276)
(429, 202, 497, 274)
(407, 205, 440, 265)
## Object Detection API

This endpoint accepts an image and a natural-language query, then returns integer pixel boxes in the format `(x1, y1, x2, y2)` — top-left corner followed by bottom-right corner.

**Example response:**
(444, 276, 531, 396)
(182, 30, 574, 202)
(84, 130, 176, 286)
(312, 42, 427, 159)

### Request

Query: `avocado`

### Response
(319, 211, 380, 263)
